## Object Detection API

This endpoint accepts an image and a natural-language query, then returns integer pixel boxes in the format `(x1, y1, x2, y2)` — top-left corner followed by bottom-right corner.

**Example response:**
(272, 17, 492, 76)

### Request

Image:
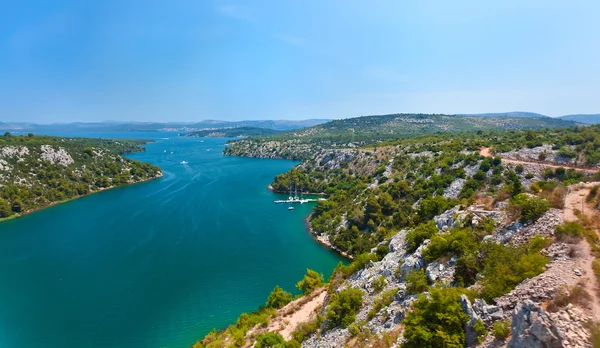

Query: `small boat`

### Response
(288, 206, 294, 210)
(180, 161, 188, 165)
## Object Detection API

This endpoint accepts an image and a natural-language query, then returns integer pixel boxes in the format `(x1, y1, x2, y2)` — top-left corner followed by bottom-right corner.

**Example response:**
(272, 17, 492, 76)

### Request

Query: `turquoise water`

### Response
(0, 135, 343, 348)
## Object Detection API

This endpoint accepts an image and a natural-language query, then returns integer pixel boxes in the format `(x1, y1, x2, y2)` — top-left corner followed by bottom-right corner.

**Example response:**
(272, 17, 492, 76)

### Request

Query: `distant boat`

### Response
(180, 161, 188, 165)
(288, 206, 294, 210)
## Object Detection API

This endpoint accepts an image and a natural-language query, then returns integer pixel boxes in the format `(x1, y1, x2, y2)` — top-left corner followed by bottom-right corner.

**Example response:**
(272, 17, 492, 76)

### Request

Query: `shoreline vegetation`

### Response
(0, 133, 162, 223)
(193, 120, 600, 347)
(0, 172, 163, 223)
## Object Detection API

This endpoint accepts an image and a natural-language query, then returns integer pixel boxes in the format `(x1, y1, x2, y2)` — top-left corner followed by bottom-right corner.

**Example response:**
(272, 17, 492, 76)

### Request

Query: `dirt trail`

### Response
(245, 287, 327, 345)
(562, 183, 600, 320)
(479, 147, 599, 173)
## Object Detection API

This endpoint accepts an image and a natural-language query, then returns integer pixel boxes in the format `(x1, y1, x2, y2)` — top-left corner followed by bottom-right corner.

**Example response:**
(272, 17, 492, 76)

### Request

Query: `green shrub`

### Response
(423, 227, 481, 262)
(405, 269, 429, 295)
(372, 275, 386, 293)
(266, 285, 293, 309)
(342, 253, 379, 277)
(291, 315, 323, 342)
(406, 221, 438, 252)
(509, 193, 550, 223)
(255, 332, 284, 348)
(479, 240, 549, 301)
(0, 199, 13, 218)
(492, 320, 510, 340)
(402, 287, 469, 348)
(296, 269, 324, 295)
(454, 254, 481, 287)
(475, 319, 487, 343)
(555, 222, 586, 242)
(325, 288, 364, 329)
(587, 185, 599, 202)
(368, 288, 398, 320)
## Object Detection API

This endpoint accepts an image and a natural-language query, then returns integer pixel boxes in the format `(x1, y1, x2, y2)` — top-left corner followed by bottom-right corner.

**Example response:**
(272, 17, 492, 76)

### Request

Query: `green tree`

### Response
(325, 288, 364, 328)
(11, 198, 24, 213)
(405, 269, 429, 295)
(402, 288, 469, 348)
(266, 286, 292, 309)
(0, 199, 13, 218)
(296, 269, 324, 295)
(509, 193, 550, 223)
(255, 332, 284, 348)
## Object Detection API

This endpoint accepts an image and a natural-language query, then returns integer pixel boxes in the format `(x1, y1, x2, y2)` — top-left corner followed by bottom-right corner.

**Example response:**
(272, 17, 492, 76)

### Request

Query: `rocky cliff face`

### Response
(299, 202, 595, 348)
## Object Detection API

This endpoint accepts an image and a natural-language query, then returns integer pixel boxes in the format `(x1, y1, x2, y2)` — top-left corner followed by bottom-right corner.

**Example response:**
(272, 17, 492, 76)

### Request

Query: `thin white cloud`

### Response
(217, 4, 255, 21)
(272, 33, 306, 47)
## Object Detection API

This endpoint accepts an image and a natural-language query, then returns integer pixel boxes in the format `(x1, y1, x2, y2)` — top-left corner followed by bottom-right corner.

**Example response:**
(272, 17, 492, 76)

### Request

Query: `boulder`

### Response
(460, 294, 482, 347)
(508, 300, 564, 348)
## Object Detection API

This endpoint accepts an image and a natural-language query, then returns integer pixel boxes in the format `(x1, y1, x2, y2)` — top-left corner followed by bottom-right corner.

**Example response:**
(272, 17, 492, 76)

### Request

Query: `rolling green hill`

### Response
(181, 127, 281, 138)
(224, 113, 578, 160)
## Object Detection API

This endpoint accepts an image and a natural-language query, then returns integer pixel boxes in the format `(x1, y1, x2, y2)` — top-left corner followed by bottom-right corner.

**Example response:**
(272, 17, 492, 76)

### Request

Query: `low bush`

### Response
(372, 275, 386, 293)
(402, 287, 469, 348)
(296, 269, 324, 295)
(547, 285, 591, 312)
(266, 286, 293, 309)
(423, 227, 481, 262)
(509, 193, 550, 223)
(325, 288, 364, 329)
(492, 320, 511, 340)
(368, 288, 398, 320)
(555, 222, 586, 243)
(405, 221, 438, 253)
(342, 253, 379, 278)
(479, 239, 549, 301)
(405, 269, 429, 295)
(291, 315, 323, 342)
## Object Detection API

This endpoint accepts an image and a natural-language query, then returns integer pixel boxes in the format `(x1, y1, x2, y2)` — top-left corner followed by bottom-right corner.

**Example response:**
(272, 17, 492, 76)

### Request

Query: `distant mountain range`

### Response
(458, 112, 549, 118)
(556, 114, 600, 124)
(0, 119, 331, 133)
(459, 112, 600, 124)
(1, 112, 599, 135)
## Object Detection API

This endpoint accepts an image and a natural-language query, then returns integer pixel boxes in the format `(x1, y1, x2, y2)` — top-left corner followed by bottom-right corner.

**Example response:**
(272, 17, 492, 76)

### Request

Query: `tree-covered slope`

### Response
(0, 133, 162, 220)
(224, 113, 578, 160)
(181, 127, 281, 138)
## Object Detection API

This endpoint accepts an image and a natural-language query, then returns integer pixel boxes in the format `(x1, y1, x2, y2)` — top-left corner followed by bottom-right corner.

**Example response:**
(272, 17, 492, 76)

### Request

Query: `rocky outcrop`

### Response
(40, 145, 74, 166)
(461, 295, 484, 347)
(549, 305, 592, 348)
(443, 178, 466, 199)
(493, 208, 562, 246)
(499, 145, 574, 165)
(495, 258, 580, 314)
(425, 259, 455, 284)
(508, 300, 564, 348)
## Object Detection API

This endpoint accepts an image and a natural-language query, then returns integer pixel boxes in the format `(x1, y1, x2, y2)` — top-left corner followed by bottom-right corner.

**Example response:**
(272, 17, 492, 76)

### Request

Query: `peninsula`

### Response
(0, 133, 162, 221)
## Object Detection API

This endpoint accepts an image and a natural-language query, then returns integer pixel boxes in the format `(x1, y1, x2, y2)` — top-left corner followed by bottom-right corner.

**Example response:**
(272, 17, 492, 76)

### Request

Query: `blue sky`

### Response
(1, 1, 599, 122)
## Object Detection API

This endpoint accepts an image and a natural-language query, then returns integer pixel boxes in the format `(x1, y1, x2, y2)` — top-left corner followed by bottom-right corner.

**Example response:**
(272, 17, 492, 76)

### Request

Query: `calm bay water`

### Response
(0, 134, 343, 348)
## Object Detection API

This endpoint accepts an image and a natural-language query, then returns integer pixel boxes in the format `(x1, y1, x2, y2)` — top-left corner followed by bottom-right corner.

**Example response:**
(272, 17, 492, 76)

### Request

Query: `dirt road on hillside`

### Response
(563, 183, 600, 320)
(480, 147, 599, 174)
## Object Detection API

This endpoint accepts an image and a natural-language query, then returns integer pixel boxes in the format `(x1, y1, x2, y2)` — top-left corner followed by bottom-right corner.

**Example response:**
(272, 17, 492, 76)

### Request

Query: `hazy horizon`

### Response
(3, 111, 600, 125)
(2, 1, 600, 122)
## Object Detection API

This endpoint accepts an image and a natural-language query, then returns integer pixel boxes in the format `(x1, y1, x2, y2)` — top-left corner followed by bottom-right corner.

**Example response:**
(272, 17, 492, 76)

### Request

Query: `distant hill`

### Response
(0, 119, 331, 133)
(457, 111, 549, 118)
(181, 127, 281, 138)
(557, 114, 600, 124)
(224, 113, 580, 160)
